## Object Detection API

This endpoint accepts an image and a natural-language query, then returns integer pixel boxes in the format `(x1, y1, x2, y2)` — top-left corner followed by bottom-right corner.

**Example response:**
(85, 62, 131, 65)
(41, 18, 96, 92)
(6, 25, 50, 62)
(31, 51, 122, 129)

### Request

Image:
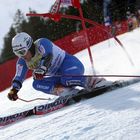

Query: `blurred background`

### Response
(0, 0, 140, 91)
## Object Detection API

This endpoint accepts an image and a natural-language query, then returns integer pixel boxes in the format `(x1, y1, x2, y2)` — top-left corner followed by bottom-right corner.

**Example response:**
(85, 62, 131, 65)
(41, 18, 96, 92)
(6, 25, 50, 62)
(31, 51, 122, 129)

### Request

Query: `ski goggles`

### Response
(13, 48, 27, 57)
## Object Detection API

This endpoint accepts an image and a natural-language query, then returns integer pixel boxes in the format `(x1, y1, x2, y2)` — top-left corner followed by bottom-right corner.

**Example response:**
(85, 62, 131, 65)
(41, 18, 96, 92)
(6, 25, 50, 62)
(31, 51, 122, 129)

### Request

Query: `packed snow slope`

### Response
(1, 28, 140, 140)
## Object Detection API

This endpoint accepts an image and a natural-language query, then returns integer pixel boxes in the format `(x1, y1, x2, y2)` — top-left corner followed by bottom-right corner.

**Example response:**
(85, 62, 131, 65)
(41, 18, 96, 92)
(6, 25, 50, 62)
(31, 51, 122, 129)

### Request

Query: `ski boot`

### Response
(84, 77, 113, 92)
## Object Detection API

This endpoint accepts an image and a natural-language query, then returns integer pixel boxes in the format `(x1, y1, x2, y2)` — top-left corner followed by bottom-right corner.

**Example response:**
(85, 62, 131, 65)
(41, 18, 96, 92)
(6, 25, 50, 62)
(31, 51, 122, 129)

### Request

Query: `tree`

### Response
(0, 9, 26, 63)
(0, 27, 16, 63)
(13, 9, 26, 33)
(1, 1, 135, 63)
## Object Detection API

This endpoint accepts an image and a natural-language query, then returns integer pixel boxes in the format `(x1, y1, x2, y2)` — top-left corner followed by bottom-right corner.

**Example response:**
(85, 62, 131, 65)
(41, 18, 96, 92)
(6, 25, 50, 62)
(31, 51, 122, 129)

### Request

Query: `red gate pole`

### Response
(26, 0, 96, 74)
(77, 1, 96, 74)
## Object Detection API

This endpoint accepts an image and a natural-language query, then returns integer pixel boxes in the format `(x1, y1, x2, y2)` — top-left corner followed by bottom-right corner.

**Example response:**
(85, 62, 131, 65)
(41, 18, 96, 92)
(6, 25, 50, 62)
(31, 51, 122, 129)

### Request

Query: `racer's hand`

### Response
(7, 88, 19, 101)
(33, 66, 47, 80)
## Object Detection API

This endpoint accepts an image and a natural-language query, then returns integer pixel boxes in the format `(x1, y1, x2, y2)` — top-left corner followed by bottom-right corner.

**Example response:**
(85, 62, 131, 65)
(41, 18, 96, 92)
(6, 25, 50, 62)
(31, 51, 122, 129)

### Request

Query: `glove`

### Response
(33, 66, 47, 80)
(7, 88, 19, 101)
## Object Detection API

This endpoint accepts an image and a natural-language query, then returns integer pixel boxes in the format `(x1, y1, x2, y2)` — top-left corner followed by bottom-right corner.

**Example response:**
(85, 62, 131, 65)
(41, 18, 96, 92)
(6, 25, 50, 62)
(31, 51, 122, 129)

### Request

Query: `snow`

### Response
(1, 28, 140, 139)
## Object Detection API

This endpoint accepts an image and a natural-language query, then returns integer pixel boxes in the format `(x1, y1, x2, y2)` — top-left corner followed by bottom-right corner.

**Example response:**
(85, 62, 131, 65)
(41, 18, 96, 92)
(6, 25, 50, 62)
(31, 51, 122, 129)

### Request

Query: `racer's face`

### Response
(21, 51, 32, 61)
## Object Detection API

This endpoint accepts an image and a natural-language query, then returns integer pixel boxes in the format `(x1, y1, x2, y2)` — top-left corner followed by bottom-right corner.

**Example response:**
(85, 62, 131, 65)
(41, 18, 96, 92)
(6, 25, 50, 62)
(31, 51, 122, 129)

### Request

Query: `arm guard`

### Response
(12, 80, 22, 90)
(40, 53, 53, 71)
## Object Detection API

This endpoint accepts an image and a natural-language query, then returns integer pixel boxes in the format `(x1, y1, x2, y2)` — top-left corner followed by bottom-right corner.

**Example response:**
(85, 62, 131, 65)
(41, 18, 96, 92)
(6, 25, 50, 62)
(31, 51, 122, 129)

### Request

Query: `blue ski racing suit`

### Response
(12, 38, 86, 94)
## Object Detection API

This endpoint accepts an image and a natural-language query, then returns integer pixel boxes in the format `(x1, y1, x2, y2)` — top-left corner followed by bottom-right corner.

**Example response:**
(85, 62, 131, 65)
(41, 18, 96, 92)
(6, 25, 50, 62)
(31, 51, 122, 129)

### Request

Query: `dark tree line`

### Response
(0, 0, 137, 63)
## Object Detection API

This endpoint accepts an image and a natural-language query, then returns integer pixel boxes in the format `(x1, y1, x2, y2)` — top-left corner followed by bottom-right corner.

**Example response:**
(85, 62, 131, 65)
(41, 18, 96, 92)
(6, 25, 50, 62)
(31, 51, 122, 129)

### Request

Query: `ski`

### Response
(0, 95, 75, 126)
(0, 109, 34, 126)
(1, 78, 140, 126)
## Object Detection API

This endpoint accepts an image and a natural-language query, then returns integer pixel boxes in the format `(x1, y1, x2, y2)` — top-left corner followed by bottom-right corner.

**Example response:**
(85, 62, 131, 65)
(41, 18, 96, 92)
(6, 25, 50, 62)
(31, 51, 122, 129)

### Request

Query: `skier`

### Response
(7, 32, 109, 101)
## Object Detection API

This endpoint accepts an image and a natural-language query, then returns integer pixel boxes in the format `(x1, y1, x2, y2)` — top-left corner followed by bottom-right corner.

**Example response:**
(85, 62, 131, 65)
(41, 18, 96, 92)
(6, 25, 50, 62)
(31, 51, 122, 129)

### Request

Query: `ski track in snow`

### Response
(1, 28, 140, 140)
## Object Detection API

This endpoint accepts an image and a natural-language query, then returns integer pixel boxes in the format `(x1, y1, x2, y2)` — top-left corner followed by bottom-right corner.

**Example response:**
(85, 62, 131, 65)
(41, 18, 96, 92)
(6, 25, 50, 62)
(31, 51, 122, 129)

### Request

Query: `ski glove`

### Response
(33, 66, 47, 80)
(7, 88, 19, 101)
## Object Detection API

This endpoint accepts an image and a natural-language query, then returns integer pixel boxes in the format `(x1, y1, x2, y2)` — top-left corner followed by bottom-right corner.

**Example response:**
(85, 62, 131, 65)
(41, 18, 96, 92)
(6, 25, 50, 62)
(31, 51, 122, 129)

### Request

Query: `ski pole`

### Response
(113, 36, 134, 66)
(44, 74, 140, 78)
(18, 97, 52, 103)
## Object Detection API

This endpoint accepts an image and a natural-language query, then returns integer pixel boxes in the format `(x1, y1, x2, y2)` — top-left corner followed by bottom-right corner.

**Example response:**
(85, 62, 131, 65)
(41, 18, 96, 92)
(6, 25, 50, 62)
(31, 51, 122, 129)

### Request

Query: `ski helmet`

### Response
(12, 32, 33, 57)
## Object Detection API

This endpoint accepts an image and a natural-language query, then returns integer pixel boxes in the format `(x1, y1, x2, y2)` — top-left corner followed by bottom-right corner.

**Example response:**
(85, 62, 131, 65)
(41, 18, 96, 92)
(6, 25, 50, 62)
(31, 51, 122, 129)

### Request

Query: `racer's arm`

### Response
(8, 58, 28, 101)
(33, 38, 53, 79)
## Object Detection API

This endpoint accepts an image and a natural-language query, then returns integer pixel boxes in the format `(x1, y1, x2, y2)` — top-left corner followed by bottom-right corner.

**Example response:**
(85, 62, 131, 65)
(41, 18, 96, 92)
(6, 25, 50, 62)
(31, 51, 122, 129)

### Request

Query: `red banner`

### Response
(51, 0, 60, 14)
(61, 0, 80, 8)
(61, 0, 73, 6)
(72, 0, 80, 8)
(0, 21, 128, 92)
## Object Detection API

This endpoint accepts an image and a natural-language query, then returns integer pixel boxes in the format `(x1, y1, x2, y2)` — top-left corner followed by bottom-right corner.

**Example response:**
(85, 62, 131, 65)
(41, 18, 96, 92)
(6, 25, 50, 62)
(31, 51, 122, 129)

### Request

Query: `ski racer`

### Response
(7, 32, 109, 101)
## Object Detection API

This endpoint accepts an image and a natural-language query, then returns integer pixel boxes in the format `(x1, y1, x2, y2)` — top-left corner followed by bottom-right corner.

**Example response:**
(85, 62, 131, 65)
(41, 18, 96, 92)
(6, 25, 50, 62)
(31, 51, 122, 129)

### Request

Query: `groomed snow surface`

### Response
(1, 28, 140, 140)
